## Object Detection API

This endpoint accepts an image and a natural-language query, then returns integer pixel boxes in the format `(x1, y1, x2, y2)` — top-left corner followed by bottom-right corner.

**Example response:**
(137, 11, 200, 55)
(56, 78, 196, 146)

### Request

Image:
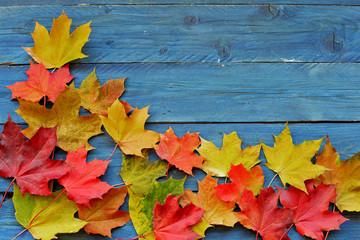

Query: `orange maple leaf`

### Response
(155, 127, 204, 175)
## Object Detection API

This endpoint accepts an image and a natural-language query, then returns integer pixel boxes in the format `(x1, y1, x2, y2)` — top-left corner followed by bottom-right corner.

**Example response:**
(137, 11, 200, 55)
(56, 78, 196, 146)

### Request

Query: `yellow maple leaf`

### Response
(261, 124, 326, 193)
(180, 175, 238, 228)
(23, 11, 91, 69)
(197, 132, 261, 177)
(15, 84, 102, 152)
(315, 137, 360, 212)
(100, 100, 159, 157)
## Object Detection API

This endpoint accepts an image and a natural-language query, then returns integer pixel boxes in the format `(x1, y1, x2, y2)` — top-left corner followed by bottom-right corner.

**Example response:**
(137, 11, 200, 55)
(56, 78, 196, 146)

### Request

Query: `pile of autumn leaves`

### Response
(0, 11, 359, 240)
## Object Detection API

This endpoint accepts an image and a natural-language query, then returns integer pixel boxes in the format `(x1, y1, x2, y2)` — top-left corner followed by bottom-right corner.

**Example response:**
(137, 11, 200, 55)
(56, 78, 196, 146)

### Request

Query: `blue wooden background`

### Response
(1, 1, 360, 240)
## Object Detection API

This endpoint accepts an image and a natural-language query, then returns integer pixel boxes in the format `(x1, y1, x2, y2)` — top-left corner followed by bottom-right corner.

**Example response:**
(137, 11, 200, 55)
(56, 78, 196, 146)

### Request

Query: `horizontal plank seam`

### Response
(4, 3, 360, 7)
(3, 121, 360, 126)
(4, 62, 360, 67)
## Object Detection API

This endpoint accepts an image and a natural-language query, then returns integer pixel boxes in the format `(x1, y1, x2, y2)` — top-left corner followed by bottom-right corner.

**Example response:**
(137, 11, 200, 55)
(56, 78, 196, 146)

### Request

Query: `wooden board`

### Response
(1, 1, 360, 240)
(2, 1, 360, 6)
(1, 5, 360, 64)
(1, 63, 360, 124)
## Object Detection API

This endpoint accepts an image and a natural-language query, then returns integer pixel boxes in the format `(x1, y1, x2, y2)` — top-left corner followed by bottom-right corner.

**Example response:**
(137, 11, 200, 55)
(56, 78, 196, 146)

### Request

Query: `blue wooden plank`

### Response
(1, 121, 360, 193)
(1, 5, 360, 64)
(1, 63, 360, 124)
(2, 1, 360, 6)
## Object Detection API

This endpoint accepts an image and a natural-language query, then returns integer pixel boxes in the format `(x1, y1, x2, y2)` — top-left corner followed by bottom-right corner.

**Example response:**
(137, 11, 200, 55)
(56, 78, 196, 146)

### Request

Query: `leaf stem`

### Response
(28, 188, 66, 228)
(12, 228, 28, 240)
(0, 178, 16, 208)
(267, 173, 278, 188)
(106, 144, 118, 161)
(117, 231, 155, 240)
(255, 231, 259, 240)
(112, 182, 125, 187)
(324, 204, 336, 240)
(51, 148, 55, 160)
(280, 223, 293, 239)
(43, 95, 46, 107)
(12, 189, 66, 240)
(166, 163, 170, 180)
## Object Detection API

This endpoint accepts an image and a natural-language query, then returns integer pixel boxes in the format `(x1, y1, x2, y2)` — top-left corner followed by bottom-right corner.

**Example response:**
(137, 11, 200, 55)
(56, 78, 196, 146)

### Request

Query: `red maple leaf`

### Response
(58, 147, 113, 207)
(237, 188, 293, 240)
(155, 127, 204, 175)
(276, 180, 348, 240)
(152, 195, 204, 240)
(215, 163, 264, 203)
(6, 61, 74, 103)
(0, 115, 69, 196)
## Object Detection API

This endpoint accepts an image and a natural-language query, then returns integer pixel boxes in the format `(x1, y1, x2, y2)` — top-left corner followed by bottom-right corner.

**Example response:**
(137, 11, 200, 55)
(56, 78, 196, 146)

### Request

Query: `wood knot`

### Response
(160, 48, 167, 54)
(216, 45, 231, 58)
(261, 4, 281, 18)
(323, 32, 343, 53)
(183, 15, 198, 26)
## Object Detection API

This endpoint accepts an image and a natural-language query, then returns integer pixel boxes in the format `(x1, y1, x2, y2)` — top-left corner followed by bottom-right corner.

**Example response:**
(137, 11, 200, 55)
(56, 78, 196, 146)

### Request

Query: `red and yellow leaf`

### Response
(78, 186, 130, 238)
(6, 61, 74, 103)
(153, 195, 204, 240)
(215, 163, 264, 203)
(180, 175, 238, 228)
(155, 127, 204, 175)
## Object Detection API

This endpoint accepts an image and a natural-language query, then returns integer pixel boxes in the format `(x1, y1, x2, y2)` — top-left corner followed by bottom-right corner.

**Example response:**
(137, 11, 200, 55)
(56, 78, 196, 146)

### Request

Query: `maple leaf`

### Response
(13, 184, 86, 240)
(77, 186, 130, 238)
(76, 68, 127, 115)
(155, 127, 204, 175)
(215, 164, 264, 203)
(100, 99, 159, 157)
(15, 84, 103, 152)
(198, 132, 261, 177)
(236, 188, 293, 240)
(119, 152, 167, 196)
(315, 137, 360, 211)
(129, 178, 185, 238)
(277, 180, 348, 240)
(153, 195, 204, 240)
(58, 147, 113, 207)
(0, 115, 69, 196)
(6, 61, 74, 103)
(261, 124, 326, 192)
(23, 11, 91, 69)
(180, 175, 237, 229)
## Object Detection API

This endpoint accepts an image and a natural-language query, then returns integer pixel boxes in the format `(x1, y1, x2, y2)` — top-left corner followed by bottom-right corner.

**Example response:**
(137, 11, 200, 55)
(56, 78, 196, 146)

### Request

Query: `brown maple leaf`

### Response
(77, 186, 130, 238)
(76, 68, 126, 115)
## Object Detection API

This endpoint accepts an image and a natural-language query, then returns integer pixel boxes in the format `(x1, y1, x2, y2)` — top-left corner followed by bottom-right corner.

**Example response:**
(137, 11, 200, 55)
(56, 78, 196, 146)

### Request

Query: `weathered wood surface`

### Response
(1, 5, 360, 64)
(1, 63, 360, 124)
(1, 1, 360, 240)
(2, 1, 360, 6)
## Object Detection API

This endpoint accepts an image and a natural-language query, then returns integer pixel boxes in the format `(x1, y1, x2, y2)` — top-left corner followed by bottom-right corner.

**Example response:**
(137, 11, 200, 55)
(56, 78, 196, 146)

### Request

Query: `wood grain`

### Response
(1, 5, 360, 64)
(1, 1, 360, 6)
(1, 63, 360, 124)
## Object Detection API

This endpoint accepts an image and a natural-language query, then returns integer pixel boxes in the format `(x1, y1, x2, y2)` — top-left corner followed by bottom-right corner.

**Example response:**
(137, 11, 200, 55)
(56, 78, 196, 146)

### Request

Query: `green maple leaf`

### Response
(13, 184, 86, 240)
(119, 152, 167, 196)
(129, 178, 185, 239)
